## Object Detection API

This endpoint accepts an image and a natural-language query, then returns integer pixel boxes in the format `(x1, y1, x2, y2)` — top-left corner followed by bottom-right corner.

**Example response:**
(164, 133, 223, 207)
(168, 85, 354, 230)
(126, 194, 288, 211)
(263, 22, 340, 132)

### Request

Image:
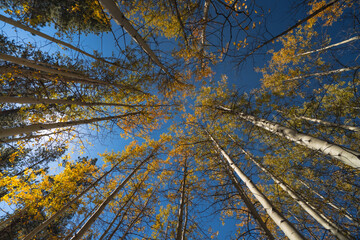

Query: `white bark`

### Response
(0, 131, 62, 144)
(201, 0, 211, 48)
(98, 175, 146, 240)
(296, 115, 360, 132)
(0, 14, 125, 69)
(175, 160, 188, 240)
(296, 36, 360, 57)
(0, 53, 138, 91)
(298, 179, 359, 226)
(218, 106, 360, 169)
(98, 0, 171, 77)
(118, 187, 156, 240)
(199, 0, 211, 69)
(23, 160, 124, 240)
(236, 143, 352, 240)
(284, 66, 360, 82)
(181, 199, 188, 240)
(0, 112, 140, 139)
(0, 96, 140, 108)
(70, 150, 156, 240)
(106, 200, 134, 240)
(206, 131, 305, 240)
(223, 159, 275, 239)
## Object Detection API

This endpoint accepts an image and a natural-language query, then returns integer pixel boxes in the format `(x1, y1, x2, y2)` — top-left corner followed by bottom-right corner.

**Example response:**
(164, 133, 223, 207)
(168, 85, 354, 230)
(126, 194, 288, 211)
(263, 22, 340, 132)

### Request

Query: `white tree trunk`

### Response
(206, 131, 305, 240)
(0, 14, 125, 69)
(98, 0, 171, 77)
(284, 66, 360, 82)
(175, 160, 188, 240)
(0, 131, 64, 144)
(23, 159, 125, 240)
(296, 115, 360, 132)
(224, 159, 275, 239)
(0, 112, 140, 139)
(0, 53, 138, 91)
(70, 149, 156, 240)
(235, 142, 352, 240)
(200, 0, 210, 68)
(218, 106, 360, 169)
(298, 179, 359, 226)
(0, 96, 140, 108)
(296, 36, 360, 57)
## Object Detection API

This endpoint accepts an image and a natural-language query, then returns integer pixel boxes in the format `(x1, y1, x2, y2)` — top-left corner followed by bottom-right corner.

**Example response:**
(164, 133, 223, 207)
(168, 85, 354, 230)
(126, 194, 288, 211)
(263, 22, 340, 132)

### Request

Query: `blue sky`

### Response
(1, 0, 355, 237)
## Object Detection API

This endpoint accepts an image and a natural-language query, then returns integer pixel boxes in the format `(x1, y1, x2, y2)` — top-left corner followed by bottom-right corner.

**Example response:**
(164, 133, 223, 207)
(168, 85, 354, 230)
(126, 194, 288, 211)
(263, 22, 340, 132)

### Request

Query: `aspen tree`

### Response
(0, 53, 140, 91)
(0, 111, 141, 140)
(205, 130, 305, 240)
(0, 14, 127, 69)
(118, 186, 158, 240)
(216, 105, 360, 169)
(22, 158, 127, 240)
(295, 36, 360, 57)
(229, 134, 352, 240)
(69, 146, 158, 240)
(1, 160, 98, 239)
(297, 179, 360, 226)
(97, 174, 147, 240)
(219, 153, 276, 240)
(0, 96, 162, 108)
(98, 0, 172, 78)
(175, 158, 188, 240)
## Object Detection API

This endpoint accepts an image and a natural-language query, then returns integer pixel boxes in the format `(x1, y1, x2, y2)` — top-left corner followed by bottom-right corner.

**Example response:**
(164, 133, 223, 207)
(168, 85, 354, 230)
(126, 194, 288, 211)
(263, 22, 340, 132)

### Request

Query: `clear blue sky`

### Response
(0, 0, 344, 237)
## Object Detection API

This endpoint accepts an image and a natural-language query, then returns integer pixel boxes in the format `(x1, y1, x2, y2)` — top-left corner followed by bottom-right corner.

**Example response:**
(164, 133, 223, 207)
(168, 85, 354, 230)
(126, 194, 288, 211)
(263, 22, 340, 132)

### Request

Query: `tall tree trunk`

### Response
(238, 0, 339, 63)
(0, 112, 141, 140)
(0, 96, 142, 108)
(181, 199, 188, 240)
(296, 36, 360, 57)
(106, 199, 134, 240)
(98, 175, 147, 240)
(295, 115, 360, 132)
(0, 131, 62, 144)
(23, 158, 126, 240)
(98, 0, 172, 78)
(63, 205, 98, 240)
(175, 159, 188, 240)
(0, 96, 173, 109)
(298, 179, 359, 226)
(0, 53, 140, 92)
(222, 158, 275, 240)
(230, 135, 352, 240)
(200, 0, 210, 68)
(69, 149, 156, 240)
(118, 186, 157, 240)
(217, 106, 360, 169)
(284, 66, 360, 82)
(205, 130, 305, 240)
(0, 14, 127, 70)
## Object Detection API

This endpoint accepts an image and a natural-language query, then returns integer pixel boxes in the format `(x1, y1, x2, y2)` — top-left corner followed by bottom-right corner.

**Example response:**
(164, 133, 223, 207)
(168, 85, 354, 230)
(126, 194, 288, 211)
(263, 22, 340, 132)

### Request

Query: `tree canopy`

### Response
(0, 0, 359, 239)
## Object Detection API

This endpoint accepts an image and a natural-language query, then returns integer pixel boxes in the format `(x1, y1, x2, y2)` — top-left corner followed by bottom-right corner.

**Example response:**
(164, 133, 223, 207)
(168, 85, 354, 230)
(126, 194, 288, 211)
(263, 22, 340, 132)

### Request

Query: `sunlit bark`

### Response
(69, 149, 156, 240)
(0, 112, 141, 140)
(0, 14, 127, 69)
(231, 137, 352, 240)
(217, 106, 360, 169)
(206, 130, 305, 240)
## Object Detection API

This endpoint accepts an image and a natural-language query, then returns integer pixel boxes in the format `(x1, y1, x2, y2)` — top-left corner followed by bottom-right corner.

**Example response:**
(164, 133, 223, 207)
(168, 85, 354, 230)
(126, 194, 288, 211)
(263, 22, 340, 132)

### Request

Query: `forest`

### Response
(0, 0, 359, 239)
